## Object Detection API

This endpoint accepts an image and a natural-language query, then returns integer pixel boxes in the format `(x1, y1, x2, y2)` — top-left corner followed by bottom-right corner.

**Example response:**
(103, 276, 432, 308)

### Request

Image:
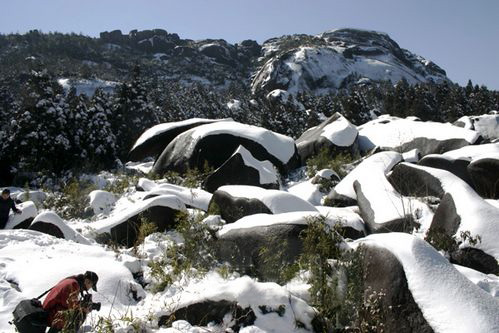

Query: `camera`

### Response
(82, 293, 101, 312)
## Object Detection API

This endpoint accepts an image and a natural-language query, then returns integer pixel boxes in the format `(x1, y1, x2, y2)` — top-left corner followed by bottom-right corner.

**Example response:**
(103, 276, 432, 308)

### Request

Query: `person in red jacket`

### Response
(42, 271, 99, 333)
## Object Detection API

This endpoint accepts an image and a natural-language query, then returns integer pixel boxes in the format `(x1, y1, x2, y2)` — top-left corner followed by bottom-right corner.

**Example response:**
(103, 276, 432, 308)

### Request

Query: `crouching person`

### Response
(43, 271, 100, 333)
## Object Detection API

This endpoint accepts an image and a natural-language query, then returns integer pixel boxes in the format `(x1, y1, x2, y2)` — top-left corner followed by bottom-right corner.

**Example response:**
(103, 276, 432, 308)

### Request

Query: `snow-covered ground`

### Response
(2, 113, 499, 332)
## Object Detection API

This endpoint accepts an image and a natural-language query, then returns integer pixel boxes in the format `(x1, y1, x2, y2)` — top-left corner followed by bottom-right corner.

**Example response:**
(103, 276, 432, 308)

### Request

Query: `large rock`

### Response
(327, 151, 402, 207)
(357, 115, 479, 156)
(393, 163, 499, 260)
(388, 162, 447, 198)
(138, 178, 212, 211)
(202, 145, 280, 193)
(216, 222, 306, 282)
(418, 154, 473, 187)
(92, 195, 186, 247)
(152, 121, 300, 175)
(28, 211, 90, 244)
(467, 156, 499, 199)
(216, 210, 363, 281)
(129, 118, 227, 161)
(4, 201, 37, 230)
(88, 190, 116, 215)
(150, 275, 316, 332)
(450, 247, 499, 275)
(209, 185, 317, 224)
(159, 300, 256, 330)
(353, 174, 429, 234)
(295, 112, 358, 163)
(454, 113, 499, 142)
(356, 245, 433, 332)
(355, 233, 499, 332)
(198, 42, 235, 66)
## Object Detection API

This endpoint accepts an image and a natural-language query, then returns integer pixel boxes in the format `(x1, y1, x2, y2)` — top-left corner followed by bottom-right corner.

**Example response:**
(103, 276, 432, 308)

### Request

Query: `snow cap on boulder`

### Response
(152, 121, 300, 176)
(296, 112, 358, 163)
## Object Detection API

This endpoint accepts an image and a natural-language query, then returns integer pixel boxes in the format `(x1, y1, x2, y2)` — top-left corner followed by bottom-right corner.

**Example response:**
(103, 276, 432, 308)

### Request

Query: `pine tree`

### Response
(112, 65, 159, 159)
(8, 70, 73, 173)
(85, 89, 117, 168)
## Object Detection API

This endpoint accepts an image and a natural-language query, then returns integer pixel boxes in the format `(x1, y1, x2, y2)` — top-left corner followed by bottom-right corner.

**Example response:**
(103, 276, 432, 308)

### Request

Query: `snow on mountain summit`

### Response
(252, 28, 448, 95)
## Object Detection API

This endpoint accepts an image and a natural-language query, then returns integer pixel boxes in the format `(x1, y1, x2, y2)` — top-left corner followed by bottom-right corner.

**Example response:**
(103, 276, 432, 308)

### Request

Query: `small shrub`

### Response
(147, 212, 218, 292)
(104, 174, 138, 195)
(160, 162, 214, 189)
(306, 147, 356, 178)
(132, 216, 158, 255)
(425, 228, 481, 253)
(43, 177, 96, 219)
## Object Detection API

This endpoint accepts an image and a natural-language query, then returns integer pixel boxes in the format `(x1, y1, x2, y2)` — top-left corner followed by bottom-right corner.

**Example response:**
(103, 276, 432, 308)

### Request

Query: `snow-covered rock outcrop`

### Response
(252, 28, 447, 95)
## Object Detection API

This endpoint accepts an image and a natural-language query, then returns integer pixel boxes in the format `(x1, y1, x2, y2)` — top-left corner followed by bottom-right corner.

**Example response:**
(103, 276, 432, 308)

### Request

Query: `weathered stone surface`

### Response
(96, 205, 182, 247)
(450, 247, 499, 275)
(159, 300, 256, 331)
(152, 122, 300, 175)
(388, 162, 445, 198)
(129, 119, 225, 161)
(209, 190, 273, 224)
(216, 223, 306, 282)
(358, 245, 434, 332)
(202, 146, 280, 193)
(468, 157, 499, 199)
(418, 155, 473, 187)
(29, 221, 64, 239)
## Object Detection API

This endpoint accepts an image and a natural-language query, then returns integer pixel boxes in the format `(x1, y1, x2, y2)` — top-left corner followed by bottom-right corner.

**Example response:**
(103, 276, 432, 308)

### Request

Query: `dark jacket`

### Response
(0, 197, 20, 219)
(42, 277, 85, 330)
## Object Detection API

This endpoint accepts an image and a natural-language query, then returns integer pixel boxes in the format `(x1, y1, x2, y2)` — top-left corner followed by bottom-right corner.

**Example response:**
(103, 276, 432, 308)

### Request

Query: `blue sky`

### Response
(1, 0, 498, 90)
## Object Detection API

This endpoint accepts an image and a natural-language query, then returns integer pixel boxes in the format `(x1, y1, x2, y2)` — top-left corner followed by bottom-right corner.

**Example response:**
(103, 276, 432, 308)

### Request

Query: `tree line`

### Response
(0, 64, 498, 184)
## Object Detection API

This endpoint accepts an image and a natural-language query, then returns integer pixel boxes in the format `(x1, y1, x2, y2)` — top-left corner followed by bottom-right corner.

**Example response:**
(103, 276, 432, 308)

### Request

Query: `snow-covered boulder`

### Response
(138, 179, 212, 211)
(418, 154, 473, 187)
(353, 161, 431, 233)
(467, 156, 499, 199)
(351, 241, 433, 332)
(389, 162, 499, 261)
(0, 230, 144, 333)
(91, 195, 186, 247)
(450, 248, 499, 275)
(357, 115, 479, 156)
(28, 211, 90, 244)
(327, 151, 402, 206)
(209, 185, 317, 224)
(295, 113, 358, 163)
(152, 121, 300, 176)
(353, 233, 499, 333)
(13, 190, 47, 206)
(216, 211, 362, 281)
(160, 300, 256, 330)
(147, 274, 316, 332)
(442, 142, 499, 160)
(5, 201, 37, 229)
(88, 190, 116, 215)
(203, 145, 280, 193)
(454, 113, 499, 142)
(129, 118, 227, 162)
(388, 162, 447, 198)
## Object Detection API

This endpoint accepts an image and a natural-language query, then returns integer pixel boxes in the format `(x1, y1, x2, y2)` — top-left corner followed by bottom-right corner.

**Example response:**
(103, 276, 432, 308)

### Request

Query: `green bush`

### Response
(425, 228, 481, 253)
(147, 212, 219, 292)
(306, 147, 356, 178)
(43, 177, 96, 219)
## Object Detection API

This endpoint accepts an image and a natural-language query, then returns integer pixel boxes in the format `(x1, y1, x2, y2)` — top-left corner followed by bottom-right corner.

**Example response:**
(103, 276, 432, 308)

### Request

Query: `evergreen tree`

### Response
(8, 70, 73, 172)
(112, 65, 159, 159)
